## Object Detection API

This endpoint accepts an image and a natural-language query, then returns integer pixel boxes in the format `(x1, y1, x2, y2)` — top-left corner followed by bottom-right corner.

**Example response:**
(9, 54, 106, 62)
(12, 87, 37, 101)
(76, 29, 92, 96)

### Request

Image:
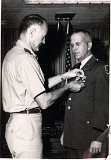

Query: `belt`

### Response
(14, 107, 41, 114)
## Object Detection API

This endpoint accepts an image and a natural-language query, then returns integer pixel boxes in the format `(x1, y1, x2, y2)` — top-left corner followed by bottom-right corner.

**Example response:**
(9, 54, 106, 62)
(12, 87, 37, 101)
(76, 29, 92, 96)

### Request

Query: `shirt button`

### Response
(68, 106, 71, 109)
(86, 121, 90, 124)
(68, 97, 71, 100)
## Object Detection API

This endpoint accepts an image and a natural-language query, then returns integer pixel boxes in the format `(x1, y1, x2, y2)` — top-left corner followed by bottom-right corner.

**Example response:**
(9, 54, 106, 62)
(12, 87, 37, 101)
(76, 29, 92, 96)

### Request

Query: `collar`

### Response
(80, 54, 93, 69)
(81, 55, 98, 73)
(16, 40, 38, 58)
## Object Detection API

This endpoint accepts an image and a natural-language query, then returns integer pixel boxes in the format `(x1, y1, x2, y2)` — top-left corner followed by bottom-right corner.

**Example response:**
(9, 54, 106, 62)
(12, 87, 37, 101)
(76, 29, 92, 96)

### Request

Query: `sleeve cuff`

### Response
(91, 127, 103, 141)
(34, 91, 46, 99)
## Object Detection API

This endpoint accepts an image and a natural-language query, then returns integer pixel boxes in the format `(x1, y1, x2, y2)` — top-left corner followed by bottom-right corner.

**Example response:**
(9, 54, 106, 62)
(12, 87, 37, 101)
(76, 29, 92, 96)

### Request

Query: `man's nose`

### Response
(72, 45, 77, 52)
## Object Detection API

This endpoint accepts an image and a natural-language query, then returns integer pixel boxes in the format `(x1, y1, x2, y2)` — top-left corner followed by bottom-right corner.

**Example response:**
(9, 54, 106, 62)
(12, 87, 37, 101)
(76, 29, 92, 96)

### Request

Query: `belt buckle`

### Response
(35, 107, 41, 113)
(26, 108, 29, 114)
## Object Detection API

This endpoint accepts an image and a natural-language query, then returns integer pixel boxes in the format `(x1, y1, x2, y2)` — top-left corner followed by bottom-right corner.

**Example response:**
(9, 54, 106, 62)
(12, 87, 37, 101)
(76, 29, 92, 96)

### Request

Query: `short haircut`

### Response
(71, 29, 92, 43)
(19, 14, 47, 35)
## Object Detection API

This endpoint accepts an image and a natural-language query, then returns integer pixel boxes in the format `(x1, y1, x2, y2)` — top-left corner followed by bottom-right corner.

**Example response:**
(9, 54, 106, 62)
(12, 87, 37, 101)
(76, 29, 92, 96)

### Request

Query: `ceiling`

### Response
(1, 0, 110, 29)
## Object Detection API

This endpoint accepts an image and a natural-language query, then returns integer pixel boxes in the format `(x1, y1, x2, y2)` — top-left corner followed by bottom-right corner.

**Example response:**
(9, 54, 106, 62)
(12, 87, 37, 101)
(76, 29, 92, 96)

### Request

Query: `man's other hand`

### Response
(67, 80, 85, 92)
(89, 141, 102, 154)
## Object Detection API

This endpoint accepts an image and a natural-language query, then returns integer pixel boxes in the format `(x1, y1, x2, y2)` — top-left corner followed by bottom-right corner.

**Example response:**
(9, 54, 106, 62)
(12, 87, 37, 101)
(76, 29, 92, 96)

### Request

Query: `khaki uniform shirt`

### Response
(2, 40, 45, 113)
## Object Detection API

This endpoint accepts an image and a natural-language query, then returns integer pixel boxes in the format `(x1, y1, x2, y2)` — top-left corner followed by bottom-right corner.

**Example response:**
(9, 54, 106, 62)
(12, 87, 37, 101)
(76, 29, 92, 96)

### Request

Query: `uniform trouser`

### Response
(5, 113, 43, 158)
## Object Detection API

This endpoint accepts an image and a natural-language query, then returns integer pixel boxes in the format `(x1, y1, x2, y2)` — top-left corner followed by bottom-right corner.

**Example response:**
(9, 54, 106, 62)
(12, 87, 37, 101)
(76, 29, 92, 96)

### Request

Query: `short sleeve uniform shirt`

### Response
(2, 40, 45, 113)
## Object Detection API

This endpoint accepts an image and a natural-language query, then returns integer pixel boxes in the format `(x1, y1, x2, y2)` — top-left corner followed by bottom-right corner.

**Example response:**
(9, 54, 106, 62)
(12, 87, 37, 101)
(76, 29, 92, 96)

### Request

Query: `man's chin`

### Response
(75, 56, 80, 60)
(34, 47, 39, 52)
(36, 48, 39, 51)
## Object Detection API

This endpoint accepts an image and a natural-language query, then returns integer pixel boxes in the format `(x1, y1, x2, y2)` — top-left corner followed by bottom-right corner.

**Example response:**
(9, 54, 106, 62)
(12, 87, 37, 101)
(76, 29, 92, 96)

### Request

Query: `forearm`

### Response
(48, 74, 65, 89)
(35, 80, 84, 109)
(35, 84, 69, 109)
(92, 67, 109, 131)
(45, 80, 85, 108)
(45, 85, 69, 108)
(48, 69, 84, 88)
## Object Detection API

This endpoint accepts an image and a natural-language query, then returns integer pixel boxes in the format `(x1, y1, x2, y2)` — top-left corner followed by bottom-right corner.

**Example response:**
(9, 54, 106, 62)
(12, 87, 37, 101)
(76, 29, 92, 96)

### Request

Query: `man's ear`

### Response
(88, 42, 92, 50)
(29, 27, 36, 38)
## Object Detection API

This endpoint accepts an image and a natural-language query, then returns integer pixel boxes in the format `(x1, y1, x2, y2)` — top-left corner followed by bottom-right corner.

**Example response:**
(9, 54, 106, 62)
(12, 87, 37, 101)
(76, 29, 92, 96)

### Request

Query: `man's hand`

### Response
(62, 69, 84, 80)
(67, 80, 85, 92)
(89, 141, 102, 154)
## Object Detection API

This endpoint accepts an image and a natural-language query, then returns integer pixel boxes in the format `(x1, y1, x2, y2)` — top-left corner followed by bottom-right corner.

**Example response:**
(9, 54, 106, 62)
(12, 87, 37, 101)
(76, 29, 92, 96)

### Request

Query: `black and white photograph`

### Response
(1, 0, 110, 159)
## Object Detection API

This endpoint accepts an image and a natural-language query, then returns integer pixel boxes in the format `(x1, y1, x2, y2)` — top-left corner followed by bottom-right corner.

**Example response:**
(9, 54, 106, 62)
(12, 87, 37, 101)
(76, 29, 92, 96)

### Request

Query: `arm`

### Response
(22, 57, 85, 109)
(90, 126, 110, 154)
(89, 65, 109, 154)
(35, 80, 85, 109)
(92, 65, 109, 131)
(48, 69, 84, 88)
